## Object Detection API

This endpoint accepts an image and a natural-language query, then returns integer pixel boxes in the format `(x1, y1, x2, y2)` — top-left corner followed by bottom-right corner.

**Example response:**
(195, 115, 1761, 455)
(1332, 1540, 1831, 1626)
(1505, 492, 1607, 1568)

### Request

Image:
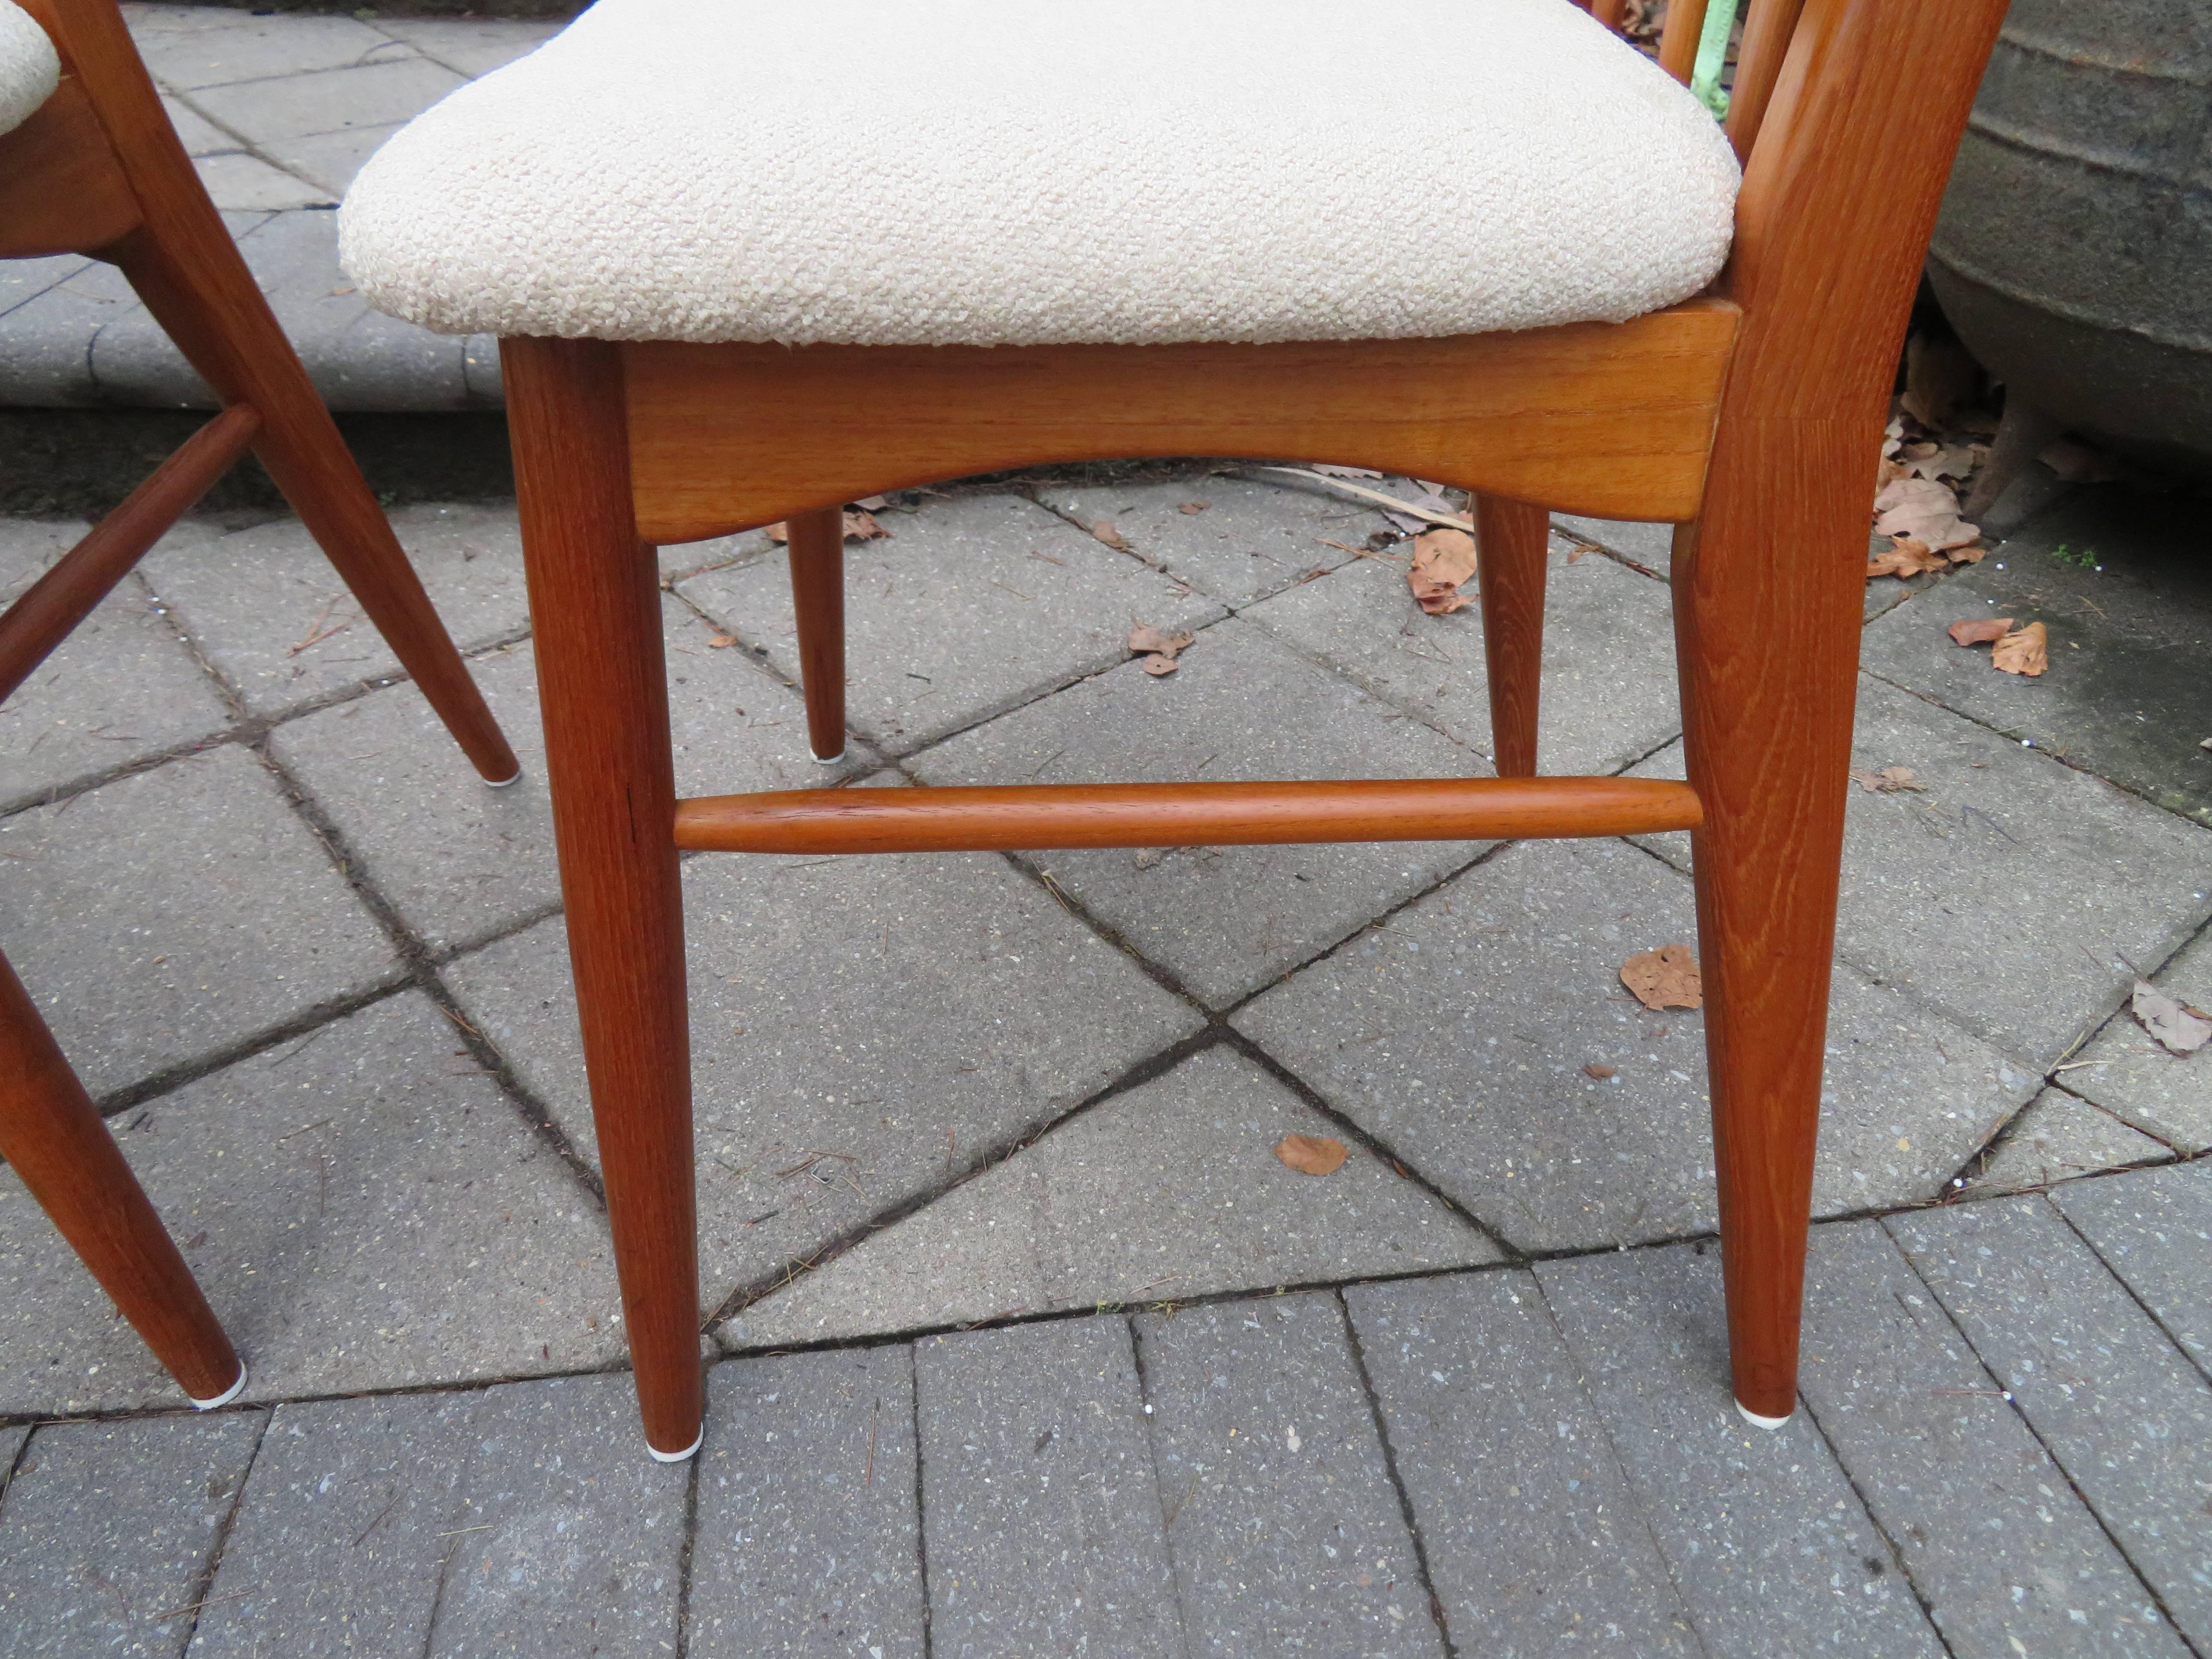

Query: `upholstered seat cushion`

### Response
(342, 0, 1739, 349)
(0, 0, 58, 139)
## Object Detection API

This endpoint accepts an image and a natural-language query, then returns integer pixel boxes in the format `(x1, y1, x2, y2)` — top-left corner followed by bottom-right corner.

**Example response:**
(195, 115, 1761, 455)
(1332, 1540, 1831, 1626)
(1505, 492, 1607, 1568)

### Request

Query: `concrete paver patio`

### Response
(3, 8, 2211, 1656)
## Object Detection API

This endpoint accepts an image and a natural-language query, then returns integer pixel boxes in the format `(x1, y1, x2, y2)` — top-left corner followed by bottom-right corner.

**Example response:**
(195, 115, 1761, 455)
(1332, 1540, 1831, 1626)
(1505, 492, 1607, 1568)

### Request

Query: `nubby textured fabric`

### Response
(0, 0, 58, 140)
(342, 0, 1740, 348)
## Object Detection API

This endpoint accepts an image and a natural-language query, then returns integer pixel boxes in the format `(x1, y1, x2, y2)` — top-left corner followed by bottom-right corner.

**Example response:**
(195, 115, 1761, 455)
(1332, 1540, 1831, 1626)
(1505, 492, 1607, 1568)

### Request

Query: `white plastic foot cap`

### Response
(1735, 1398, 1791, 1431)
(811, 749, 847, 766)
(189, 1365, 248, 1410)
(647, 1426, 704, 1463)
(483, 769, 525, 789)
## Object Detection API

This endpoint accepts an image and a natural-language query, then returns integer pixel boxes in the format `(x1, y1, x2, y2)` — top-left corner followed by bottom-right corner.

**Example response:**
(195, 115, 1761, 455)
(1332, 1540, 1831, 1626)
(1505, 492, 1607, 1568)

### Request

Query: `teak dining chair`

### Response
(345, 0, 2008, 1459)
(0, 0, 520, 1408)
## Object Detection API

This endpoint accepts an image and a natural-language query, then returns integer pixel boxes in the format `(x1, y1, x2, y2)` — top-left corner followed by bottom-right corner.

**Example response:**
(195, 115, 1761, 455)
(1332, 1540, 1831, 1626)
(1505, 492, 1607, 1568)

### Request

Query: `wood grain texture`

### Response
(1724, 0, 1809, 160)
(624, 301, 1740, 543)
(0, 75, 139, 259)
(21, 0, 516, 784)
(503, 335, 703, 1460)
(1473, 494, 1551, 779)
(0, 946, 240, 1403)
(1658, 0, 1712, 83)
(0, 403, 258, 703)
(783, 506, 847, 762)
(673, 778, 1704, 855)
(1685, 0, 2011, 1420)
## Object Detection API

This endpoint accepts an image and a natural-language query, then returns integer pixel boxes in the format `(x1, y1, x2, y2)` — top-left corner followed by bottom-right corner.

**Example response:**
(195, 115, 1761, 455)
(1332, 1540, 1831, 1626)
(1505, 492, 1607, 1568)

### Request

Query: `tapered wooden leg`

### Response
(503, 335, 703, 1460)
(1673, 414, 1865, 1427)
(101, 225, 520, 786)
(1474, 493, 1550, 778)
(786, 506, 847, 763)
(0, 948, 242, 1406)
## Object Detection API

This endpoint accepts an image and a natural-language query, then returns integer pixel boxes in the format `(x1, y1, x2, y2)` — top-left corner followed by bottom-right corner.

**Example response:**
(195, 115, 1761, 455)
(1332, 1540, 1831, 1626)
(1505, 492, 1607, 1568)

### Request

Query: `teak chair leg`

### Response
(0, 947, 243, 1406)
(503, 335, 704, 1461)
(1474, 493, 1550, 778)
(785, 506, 847, 763)
(102, 225, 521, 787)
(1674, 414, 1865, 1427)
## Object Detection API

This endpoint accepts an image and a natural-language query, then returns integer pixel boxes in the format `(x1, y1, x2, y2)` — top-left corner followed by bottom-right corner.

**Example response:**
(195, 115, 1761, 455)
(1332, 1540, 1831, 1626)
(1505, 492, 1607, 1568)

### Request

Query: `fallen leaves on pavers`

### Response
(1408, 527, 1478, 614)
(1310, 463, 1384, 479)
(707, 632, 739, 649)
(1621, 944, 1703, 1011)
(1866, 390, 2000, 580)
(1583, 1062, 1618, 1080)
(1850, 765, 1926, 793)
(1177, 501, 1210, 515)
(1990, 620, 2049, 677)
(1258, 467, 1473, 533)
(1092, 519, 1132, 551)
(1128, 623, 1194, 675)
(1874, 477, 1981, 553)
(1866, 538, 1952, 580)
(764, 509, 891, 544)
(2131, 980, 2212, 1057)
(1275, 1133, 1349, 1175)
(1948, 615, 2015, 647)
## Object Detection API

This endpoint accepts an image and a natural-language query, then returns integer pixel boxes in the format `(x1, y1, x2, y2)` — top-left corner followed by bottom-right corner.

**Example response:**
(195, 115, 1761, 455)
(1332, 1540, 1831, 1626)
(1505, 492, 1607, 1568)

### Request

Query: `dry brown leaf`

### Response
(853, 494, 888, 511)
(1128, 623, 1194, 675)
(1621, 944, 1703, 1011)
(1873, 477, 1981, 551)
(1948, 542, 1988, 565)
(1408, 527, 1478, 614)
(1092, 520, 1131, 552)
(1907, 442, 1979, 483)
(1583, 1062, 1618, 1080)
(1990, 620, 2049, 677)
(707, 632, 739, 649)
(1867, 538, 1950, 580)
(765, 521, 788, 544)
(1275, 1133, 1348, 1176)
(2132, 980, 2212, 1056)
(843, 510, 888, 541)
(1948, 616, 2015, 647)
(1178, 501, 1210, 515)
(1850, 765, 1925, 793)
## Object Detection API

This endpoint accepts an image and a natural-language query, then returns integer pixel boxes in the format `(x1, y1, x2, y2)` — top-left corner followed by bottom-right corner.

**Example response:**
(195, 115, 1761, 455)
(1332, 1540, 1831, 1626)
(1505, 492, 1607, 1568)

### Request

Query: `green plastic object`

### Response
(1691, 0, 1738, 118)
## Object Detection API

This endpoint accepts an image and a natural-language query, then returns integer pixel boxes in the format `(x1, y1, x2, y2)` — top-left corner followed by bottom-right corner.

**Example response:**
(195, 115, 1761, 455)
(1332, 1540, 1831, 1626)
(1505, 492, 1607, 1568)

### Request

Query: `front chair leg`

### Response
(504, 335, 704, 1460)
(0, 948, 244, 1407)
(785, 506, 847, 763)
(1474, 493, 1549, 777)
(1674, 415, 1864, 1428)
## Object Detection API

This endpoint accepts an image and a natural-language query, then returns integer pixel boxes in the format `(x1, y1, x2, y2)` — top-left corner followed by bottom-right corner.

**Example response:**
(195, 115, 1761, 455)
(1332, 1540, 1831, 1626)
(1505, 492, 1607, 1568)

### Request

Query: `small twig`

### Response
(989, 579, 1034, 602)
(352, 1489, 402, 1547)
(1258, 467, 1473, 531)
(435, 1524, 498, 1537)
(864, 1398, 880, 1486)
(154, 1587, 253, 1623)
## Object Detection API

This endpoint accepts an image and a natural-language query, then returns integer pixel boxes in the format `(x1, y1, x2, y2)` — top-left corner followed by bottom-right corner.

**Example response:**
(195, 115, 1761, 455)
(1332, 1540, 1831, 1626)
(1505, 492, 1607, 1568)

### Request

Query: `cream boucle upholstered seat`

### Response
(0, 0, 59, 139)
(342, 0, 1740, 349)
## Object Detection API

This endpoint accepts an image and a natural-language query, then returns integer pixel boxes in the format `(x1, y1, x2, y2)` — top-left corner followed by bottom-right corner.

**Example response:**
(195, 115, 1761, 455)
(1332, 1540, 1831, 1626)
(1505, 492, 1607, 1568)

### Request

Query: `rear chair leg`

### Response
(1474, 493, 1550, 777)
(1673, 415, 1864, 1427)
(786, 506, 847, 763)
(0, 948, 244, 1407)
(504, 335, 704, 1461)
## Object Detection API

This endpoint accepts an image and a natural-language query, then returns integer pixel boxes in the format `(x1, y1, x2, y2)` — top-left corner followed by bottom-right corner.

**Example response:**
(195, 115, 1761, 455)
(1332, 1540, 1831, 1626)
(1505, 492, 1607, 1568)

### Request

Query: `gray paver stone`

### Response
(736, 1045, 1497, 1348)
(1968, 1089, 2171, 1195)
(1036, 470, 1382, 607)
(1860, 491, 2212, 825)
(134, 14, 398, 90)
(189, 151, 330, 212)
(260, 125, 399, 199)
(447, 849, 1203, 1311)
(689, 1349, 925, 1659)
(367, 18, 562, 78)
(0, 282, 121, 407)
(272, 601, 867, 951)
(1631, 675, 2212, 1069)
(679, 491, 1222, 754)
(2060, 926, 2212, 1153)
(1236, 836, 2033, 1252)
(1246, 531, 1681, 774)
(1343, 1271, 1699, 1654)
(140, 501, 527, 714)
(1799, 1219, 2184, 1656)
(1552, 514, 1675, 576)
(0, 742, 398, 1099)
(159, 93, 231, 156)
(0, 254, 89, 323)
(1, 524, 232, 813)
(915, 1317, 1185, 1657)
(0, 1410, 265, 1659)
(1535, 1243, 1943, 1657)
(0, 992, 623, 1416)
(185, 58, 465, 148)
(1134, 1290, 1444, 1656)
(914, 617, 1492, 1006)
(2051, 1158, 2212, 1371)
(1886, 1196, 2212, 1649)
